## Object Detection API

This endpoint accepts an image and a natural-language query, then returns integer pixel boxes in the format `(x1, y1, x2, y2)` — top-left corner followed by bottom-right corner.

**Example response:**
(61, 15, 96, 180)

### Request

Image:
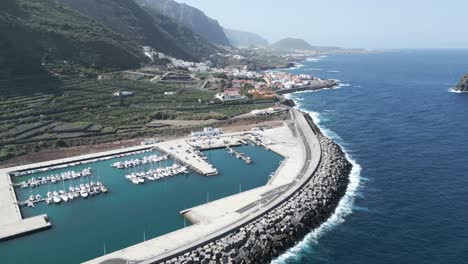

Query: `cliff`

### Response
(136, 0, 232, 47)
(454, 74, 468, 92)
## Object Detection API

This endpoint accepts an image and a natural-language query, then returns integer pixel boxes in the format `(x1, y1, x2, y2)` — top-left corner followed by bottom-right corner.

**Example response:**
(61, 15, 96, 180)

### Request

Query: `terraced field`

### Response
(0, 76, 277, 161)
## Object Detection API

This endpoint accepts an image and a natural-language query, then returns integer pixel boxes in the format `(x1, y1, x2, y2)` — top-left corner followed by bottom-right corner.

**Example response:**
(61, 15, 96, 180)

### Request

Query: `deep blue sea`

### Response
(273, 50, 468, 264)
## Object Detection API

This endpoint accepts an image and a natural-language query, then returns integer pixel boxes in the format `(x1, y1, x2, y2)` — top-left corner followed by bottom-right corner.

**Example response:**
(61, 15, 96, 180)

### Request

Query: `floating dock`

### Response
(226, 147, 252, 164)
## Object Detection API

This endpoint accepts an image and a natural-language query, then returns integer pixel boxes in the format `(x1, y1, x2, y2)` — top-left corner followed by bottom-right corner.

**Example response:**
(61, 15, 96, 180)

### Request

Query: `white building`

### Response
(164, 92, 177, 96)
(113, 91, 134, 97)
(215, 91, 246, 102)
(191, 127, 222, 137)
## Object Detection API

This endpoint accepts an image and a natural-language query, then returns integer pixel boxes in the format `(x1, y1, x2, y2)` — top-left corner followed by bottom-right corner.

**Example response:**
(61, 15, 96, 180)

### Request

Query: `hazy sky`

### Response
(177, 0, 468, 49)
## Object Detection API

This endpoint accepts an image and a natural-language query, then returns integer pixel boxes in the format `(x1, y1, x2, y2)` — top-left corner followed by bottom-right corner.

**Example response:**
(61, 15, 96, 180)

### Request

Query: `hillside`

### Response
(454, 74, 468, 92)
(56, 0, 216, 61)
(136, 0, 231, 47)
(270, 38, 314, 51)
(0, 0, 147, 95)
(224, 28, 269, 47)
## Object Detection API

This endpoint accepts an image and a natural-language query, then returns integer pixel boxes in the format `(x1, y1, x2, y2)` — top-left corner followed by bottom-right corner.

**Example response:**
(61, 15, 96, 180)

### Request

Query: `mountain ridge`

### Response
(270, 38, 315, 51)
(224, 28, 269, 47)
(56, 0, 217, 61)
(0, 0, 148, 95)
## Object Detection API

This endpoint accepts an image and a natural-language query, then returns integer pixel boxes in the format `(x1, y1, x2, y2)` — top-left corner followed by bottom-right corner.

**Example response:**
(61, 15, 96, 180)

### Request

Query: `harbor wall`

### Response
(276, 81, 339, 95)
(144, 112, 352, 264)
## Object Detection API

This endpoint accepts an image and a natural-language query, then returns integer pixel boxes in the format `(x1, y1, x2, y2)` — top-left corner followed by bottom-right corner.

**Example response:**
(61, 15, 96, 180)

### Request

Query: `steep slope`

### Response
(0, 0, 147, 95)
(136, 0, 231, 47)
(454, 74, 468, 92)
(56, 0, 215, 61)
(270, 38, 314, 51)
(224, 28, 269, 47)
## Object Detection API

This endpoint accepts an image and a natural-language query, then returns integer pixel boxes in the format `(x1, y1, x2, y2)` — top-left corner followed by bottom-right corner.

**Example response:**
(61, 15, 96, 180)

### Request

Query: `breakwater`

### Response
(151, 113, 352, 264)
(276, 80, 339, 95)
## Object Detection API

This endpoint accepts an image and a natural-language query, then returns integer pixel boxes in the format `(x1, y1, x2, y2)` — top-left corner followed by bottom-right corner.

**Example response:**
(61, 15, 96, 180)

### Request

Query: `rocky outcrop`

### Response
(454, 74, 468, 92)
(156, 113, 353, 264)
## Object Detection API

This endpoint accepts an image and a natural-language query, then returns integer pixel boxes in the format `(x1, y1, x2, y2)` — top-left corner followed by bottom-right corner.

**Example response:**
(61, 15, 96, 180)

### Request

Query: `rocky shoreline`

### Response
(276, 80, 339, 95)
(156, 113, 353, 264)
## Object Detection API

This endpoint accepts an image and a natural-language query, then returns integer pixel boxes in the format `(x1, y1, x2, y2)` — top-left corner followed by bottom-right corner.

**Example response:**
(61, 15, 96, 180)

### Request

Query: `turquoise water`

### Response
(1, 145, 283, 264)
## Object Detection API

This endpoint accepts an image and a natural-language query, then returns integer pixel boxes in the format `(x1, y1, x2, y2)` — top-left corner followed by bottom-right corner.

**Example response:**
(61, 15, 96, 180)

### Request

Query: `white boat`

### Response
(68, 193, 74, 200)
(74, 192, 80, 198)
(81, 191, 89, 198)
(29, 195, 35, 201)
(100, 186, 108, 193)
(61, 195, 69, 202)
(131, 178, 140, 184)
(53, 196, 61, 204)
(46, 197, 52, 204)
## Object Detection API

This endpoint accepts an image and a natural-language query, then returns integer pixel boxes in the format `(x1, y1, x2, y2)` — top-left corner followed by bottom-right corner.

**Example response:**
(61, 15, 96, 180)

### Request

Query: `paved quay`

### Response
(157, 139, 218, 176)
(0, 167, 50, 241)
(84, 109, 321, 264)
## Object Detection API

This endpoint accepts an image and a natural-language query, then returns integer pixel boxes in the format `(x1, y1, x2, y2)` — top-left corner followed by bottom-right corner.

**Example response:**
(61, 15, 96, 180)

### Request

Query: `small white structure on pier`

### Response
(191, 127, 221, 138)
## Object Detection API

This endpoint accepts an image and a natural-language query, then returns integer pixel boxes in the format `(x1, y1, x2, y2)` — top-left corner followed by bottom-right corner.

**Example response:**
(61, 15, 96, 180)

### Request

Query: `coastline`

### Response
(82, 56, 355, 264)
(273, 92, 362, 263)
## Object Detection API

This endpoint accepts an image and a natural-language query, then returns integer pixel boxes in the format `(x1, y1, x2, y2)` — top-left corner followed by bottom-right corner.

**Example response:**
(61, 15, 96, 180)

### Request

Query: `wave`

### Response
(272, 102, 363, 264)
(306, 58, 322, 62)
(449, 88, 468, 94)
(327, 70, 341, 73)
(288, 63, 305, 70)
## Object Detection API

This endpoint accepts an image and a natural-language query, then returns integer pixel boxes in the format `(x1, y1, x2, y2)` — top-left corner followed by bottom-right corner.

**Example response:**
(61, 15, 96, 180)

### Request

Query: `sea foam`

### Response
(449, 88, 468, 94)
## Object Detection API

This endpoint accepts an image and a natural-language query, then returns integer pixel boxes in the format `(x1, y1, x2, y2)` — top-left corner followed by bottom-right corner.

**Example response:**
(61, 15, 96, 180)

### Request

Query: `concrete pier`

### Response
(0, 168, 51, 241)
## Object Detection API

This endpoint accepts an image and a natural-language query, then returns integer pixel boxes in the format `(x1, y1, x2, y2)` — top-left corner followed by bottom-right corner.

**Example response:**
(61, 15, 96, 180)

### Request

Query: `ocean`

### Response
(273, 50, 468, 264)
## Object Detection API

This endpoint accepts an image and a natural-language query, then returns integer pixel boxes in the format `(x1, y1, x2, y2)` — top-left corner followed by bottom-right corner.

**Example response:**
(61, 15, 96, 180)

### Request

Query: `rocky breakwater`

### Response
(453, 74, 468, 92)
(156, 113, 353, 264)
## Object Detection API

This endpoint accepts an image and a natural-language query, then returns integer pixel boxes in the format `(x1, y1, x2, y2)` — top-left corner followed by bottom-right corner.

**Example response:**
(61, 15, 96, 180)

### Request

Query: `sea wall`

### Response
(276, 80, 339, 95)
(155, 114, 352, 264)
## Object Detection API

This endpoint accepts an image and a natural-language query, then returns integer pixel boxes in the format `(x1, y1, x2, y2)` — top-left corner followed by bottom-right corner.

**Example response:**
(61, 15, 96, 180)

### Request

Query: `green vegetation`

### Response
(0, 145, 26, 161)
(56, 0, 218, 61)
(0, 74, 278, 161)
(0, 0, 146, 80)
